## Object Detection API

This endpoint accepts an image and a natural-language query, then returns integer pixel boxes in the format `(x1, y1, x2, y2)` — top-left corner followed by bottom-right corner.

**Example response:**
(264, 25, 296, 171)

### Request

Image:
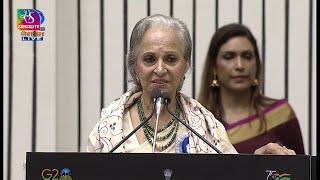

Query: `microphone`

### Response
(155, 96, 163, 116)
(151, 87, 161, 104)
(161, 92, 223, 154)
(108, 88, 161, 153)
(152, 95, 163, 152)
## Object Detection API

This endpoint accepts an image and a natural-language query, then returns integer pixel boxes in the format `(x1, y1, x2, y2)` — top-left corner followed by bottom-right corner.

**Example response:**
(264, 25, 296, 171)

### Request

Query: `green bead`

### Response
(137, 96, 181, 151)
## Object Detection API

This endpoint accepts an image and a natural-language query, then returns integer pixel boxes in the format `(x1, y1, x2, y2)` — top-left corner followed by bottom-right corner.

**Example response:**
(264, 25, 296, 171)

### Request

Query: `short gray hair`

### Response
(126, 14, 192, 88)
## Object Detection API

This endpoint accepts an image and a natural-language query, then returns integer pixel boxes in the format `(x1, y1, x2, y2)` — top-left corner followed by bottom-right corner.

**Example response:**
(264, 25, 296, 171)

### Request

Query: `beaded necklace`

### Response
(137, 96, 181, 151)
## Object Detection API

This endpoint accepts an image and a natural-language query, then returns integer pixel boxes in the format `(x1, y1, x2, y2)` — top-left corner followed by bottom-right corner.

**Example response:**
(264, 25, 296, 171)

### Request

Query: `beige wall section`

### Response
(3, 0, 317, 179)
(264, 0, 285, 99)
(80, 0, 101, 152)
(104, 0, 124, 105)
(288, 0, 309, 154)
(219, 0, 239, 26)
(36, 0, 57, 152)
(56, 0, 79, 151)
(11, 1, 34, 180)
(151, 0, 170, 16)
(3, 0, 9, 179)
(242, 0, 262, 58)
(195, 0, 216, 97)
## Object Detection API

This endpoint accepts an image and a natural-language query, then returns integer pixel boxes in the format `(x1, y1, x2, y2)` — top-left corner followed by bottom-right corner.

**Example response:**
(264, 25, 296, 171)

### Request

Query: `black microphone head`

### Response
(151, 87, 161, 102)
(161, 92, 171, 105)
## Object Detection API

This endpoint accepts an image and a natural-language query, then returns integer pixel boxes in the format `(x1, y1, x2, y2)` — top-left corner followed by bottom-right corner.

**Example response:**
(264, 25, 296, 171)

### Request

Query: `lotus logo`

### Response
(163, 169, 173, 180)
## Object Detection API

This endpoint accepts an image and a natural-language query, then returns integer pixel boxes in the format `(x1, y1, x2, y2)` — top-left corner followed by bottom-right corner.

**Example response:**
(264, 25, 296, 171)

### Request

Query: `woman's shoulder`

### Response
(262, 96, 280, 105)
(262, 96, 290, 107)
(261, 97, 295, 113)
(100, 97, 124, 116)
(100, 87, 142, 118)
(178, 92, 199, 103)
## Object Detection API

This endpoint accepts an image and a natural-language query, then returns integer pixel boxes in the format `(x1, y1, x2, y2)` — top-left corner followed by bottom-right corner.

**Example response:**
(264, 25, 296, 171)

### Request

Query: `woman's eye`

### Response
(242, 52, 254, 60)
(144, 56, 155, 63)
(165, 56, 177, 64)
(222, 53, 234, 60)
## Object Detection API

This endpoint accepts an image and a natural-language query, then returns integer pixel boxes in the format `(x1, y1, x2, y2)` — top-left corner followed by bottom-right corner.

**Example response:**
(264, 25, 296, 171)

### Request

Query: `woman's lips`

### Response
(232, 76, 248, 82)
(152, 79, 168, 85)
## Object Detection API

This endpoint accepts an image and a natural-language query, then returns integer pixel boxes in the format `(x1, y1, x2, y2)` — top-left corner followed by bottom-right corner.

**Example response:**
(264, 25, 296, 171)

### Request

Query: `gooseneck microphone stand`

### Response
(108, 88, 161, 153)
(152, 97, 163, 153)
(162, 92, 223, 154)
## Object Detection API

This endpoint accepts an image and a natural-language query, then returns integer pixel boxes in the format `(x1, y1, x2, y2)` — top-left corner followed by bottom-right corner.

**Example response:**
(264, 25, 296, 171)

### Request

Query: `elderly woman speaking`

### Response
(86, 14, 295, 155)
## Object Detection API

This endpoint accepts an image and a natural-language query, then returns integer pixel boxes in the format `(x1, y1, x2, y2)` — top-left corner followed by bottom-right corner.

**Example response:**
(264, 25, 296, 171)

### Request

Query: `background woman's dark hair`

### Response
(198, 23, 275, 130)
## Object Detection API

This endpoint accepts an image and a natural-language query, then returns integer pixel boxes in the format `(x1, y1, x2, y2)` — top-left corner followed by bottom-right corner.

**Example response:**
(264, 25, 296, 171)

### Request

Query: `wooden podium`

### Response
(26, 152, 316, 180)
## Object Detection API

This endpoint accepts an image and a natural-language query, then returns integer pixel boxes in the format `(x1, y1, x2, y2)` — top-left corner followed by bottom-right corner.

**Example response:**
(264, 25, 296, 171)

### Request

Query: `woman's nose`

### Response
(154, 60, 166, 76)
(235, 57, 244, 70)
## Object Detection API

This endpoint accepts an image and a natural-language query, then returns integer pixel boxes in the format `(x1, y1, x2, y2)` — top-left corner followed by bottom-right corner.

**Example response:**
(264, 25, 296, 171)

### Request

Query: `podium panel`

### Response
(26, 152, 315, 180)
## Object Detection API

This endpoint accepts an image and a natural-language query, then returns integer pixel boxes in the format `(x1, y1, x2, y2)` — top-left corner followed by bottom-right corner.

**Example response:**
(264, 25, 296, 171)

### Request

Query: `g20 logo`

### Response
(41, 168, 72, 180)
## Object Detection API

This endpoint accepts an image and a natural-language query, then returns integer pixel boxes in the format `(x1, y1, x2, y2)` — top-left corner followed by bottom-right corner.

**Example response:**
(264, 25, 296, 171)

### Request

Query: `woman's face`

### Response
(215, 36, 257, 91)
(136, 27, 188, 98)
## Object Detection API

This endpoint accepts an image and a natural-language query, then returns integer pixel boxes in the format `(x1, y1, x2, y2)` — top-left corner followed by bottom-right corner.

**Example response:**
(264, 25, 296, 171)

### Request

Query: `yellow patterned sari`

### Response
(225, 99, 305, 154)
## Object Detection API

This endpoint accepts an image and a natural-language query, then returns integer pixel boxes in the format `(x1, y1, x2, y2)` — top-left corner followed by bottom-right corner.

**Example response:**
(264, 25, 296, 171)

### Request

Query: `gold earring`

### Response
(211, 74, 219, 87)
(252, 78, 259, 86)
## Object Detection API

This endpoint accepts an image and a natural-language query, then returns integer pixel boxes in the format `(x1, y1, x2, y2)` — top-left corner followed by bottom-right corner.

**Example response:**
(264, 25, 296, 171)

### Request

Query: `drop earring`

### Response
(252, 78, 259, 86)
(211, 74, 219, 87)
